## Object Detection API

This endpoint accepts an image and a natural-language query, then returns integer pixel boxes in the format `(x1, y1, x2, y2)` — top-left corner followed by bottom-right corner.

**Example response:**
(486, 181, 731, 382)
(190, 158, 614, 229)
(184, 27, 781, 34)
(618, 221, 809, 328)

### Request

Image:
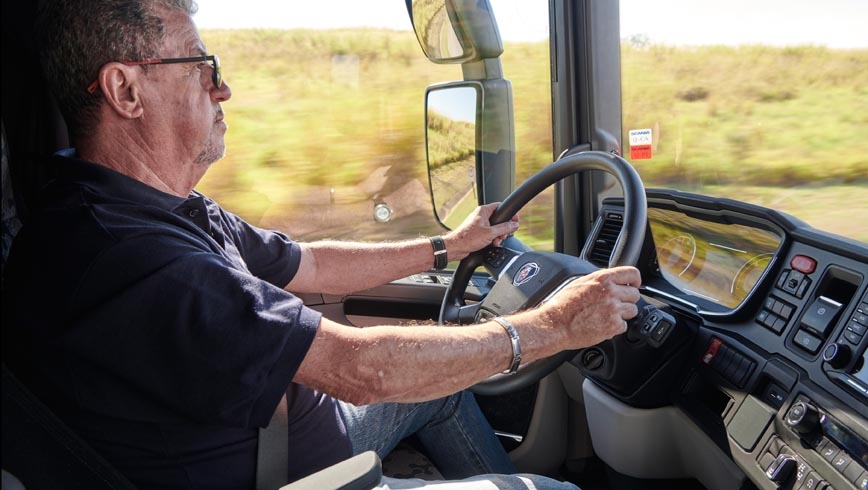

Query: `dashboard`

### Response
(580, 189, 868, 490)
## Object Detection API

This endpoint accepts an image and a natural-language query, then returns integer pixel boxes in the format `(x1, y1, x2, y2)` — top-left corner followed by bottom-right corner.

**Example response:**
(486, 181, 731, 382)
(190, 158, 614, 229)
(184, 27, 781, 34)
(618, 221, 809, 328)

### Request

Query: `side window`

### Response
(200, 16, 456, 243)
(619, 0, 868, 242)
(198, 2, 553, 249)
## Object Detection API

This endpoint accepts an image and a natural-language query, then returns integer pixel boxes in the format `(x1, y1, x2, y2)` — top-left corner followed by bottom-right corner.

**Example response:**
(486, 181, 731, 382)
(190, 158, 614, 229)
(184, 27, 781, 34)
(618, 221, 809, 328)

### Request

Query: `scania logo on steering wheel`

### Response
(513, 262, 541, 286)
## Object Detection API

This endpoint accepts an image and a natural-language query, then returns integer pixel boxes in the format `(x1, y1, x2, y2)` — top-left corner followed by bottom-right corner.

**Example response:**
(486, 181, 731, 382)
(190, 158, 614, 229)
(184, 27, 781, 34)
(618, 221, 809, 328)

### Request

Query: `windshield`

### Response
(620, 0, 868, 243)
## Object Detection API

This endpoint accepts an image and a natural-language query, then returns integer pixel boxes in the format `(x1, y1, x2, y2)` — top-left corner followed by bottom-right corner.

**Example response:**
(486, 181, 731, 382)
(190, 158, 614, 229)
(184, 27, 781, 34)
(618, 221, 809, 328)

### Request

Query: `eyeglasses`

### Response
(86, 54, 222, 93)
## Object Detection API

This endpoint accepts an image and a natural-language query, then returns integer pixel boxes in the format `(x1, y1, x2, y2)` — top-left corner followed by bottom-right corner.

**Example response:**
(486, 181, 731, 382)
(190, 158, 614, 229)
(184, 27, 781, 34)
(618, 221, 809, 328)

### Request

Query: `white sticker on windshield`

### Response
(628, 128, 653, 160)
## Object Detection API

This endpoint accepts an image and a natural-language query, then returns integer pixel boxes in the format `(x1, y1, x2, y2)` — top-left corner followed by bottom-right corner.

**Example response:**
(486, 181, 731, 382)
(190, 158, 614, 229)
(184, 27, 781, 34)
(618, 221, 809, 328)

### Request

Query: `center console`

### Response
(677, 249, 868, 490)
(759, 395, 868, 489)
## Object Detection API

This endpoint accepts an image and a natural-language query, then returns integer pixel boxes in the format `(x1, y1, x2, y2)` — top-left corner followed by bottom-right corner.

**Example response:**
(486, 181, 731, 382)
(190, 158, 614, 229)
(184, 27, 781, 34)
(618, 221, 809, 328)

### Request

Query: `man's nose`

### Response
(213, 80, 231, 102)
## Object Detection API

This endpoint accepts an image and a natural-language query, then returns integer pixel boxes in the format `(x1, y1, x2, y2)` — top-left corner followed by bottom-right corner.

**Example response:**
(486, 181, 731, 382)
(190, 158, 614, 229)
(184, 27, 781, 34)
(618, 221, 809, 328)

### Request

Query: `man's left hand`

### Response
(443, 203, 519, 261)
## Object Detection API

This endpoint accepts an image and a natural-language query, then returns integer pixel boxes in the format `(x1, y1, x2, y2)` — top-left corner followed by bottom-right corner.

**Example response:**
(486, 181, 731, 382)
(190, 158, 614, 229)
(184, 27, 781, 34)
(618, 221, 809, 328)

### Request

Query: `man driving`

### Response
(3, 0, 641, 488)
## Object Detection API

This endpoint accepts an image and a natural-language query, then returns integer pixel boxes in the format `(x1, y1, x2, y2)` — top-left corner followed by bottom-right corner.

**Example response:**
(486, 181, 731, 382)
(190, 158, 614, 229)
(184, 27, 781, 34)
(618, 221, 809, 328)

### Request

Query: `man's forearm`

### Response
(285, 203, 519, 295)
(292, 267, 641, 405)
(293, 313, 564, 405)
(288, 237, 449, 295)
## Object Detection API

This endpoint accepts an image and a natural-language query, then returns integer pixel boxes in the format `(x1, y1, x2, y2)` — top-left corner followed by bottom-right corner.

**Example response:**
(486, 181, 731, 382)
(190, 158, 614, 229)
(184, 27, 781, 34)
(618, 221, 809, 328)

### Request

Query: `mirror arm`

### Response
(461, 58, 503, 80)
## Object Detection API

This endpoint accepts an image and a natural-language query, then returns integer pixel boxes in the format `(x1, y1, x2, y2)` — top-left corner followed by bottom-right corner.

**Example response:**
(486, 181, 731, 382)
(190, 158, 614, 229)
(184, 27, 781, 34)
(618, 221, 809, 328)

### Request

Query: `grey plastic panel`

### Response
(507, 373, 568, 475)
(727, 395, 776, 451)
(583, 379, 745, 490)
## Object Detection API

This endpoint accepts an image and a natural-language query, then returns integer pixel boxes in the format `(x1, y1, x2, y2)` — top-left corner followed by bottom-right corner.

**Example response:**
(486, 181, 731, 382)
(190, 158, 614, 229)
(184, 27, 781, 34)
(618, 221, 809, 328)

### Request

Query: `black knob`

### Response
(823, 343, 852, 369)
(785, 401, 820, 437)
(581, 348, 605, 370)
(766, 453, 797, 483)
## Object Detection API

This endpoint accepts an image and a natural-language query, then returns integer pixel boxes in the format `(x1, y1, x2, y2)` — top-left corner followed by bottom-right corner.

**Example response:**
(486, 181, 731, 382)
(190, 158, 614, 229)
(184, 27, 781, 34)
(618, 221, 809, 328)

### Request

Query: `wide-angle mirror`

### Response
(426, 83, 480, 229)
(409, 0, 465, 61)
(407, 0, 503, 63)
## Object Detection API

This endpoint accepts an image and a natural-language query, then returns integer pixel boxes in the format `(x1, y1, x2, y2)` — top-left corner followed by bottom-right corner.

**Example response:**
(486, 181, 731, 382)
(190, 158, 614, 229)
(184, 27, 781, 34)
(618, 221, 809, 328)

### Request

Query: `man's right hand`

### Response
(517, 266, 643, 351)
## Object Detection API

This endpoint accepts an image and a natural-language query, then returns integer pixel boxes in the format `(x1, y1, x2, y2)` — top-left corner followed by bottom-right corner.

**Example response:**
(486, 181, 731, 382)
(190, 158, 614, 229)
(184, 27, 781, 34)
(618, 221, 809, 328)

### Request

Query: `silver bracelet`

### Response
(492, 317, 522, 375)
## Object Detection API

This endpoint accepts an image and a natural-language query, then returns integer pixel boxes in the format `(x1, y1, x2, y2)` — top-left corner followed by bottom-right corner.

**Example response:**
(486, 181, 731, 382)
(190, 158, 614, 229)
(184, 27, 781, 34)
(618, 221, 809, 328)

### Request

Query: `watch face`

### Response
(373, 203, 392, 223)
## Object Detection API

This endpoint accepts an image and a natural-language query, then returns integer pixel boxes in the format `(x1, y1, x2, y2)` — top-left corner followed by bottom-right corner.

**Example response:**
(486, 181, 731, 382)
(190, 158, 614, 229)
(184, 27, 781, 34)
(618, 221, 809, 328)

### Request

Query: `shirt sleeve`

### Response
(209, 201, 302, 288)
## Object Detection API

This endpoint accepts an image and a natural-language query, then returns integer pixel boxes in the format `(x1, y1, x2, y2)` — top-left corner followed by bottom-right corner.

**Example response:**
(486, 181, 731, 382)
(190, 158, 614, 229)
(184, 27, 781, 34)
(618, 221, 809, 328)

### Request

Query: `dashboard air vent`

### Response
(589, 212, 624, 267)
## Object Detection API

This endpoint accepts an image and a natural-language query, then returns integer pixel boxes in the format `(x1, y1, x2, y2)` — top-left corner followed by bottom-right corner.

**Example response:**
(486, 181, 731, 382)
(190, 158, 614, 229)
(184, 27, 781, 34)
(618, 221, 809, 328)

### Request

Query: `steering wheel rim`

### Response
(440, 150, 647, 395)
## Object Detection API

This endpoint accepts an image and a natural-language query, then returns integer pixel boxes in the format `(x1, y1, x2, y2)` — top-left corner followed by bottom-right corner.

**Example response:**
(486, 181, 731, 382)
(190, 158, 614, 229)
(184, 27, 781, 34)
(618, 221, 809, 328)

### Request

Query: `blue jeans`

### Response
(338, 391, 579, 489)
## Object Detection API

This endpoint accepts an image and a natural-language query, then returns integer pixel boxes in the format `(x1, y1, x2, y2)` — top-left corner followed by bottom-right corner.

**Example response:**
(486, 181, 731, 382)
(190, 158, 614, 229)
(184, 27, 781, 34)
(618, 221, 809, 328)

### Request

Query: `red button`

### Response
(791, 255, 817, 274)
(702, 338, 722, 364)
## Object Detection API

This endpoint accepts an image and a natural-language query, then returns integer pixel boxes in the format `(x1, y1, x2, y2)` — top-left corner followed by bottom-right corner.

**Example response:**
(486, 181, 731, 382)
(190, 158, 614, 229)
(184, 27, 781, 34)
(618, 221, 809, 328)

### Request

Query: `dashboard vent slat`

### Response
(589, 214, 624, 267)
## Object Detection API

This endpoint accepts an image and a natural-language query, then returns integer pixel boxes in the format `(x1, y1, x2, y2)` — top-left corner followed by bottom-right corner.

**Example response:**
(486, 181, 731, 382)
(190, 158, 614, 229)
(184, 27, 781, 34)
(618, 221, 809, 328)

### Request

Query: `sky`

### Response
(195, 0, 868, 48)
(619, 0, 868, 48)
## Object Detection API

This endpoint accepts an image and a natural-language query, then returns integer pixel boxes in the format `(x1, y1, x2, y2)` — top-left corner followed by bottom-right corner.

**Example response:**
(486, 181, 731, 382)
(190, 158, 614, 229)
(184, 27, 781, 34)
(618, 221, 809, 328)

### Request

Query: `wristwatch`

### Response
(429, 236, 447, 270)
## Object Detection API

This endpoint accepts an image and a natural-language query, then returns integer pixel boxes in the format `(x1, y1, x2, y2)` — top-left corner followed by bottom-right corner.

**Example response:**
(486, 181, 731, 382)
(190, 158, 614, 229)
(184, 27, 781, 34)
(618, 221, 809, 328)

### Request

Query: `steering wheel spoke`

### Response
(478, 245, 523, 279)
(454, 303, 482, 325)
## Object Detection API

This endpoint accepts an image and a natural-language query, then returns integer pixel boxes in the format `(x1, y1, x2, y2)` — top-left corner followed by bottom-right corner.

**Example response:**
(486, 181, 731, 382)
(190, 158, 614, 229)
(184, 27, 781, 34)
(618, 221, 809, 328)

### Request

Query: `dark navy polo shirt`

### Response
(3, 150, 352, 488)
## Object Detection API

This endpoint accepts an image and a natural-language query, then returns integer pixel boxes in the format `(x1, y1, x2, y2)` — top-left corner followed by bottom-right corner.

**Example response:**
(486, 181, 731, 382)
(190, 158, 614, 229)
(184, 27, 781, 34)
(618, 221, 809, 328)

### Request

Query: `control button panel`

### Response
(630, 305, 677, 348)
(701, 338, 756, 388)
(826, 290, 868, 403)
(757, 295, 796, 335)
(843, 298, 868, 348)
(780, 395, 868, 489)
(759, 436, 832, 489)
(757, 435, 857, 489)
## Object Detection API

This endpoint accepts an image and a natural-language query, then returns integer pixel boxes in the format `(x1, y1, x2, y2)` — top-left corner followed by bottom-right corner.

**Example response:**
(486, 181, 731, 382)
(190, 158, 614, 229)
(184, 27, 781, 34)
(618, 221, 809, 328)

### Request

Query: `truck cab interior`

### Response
(3, 0, 868, 489)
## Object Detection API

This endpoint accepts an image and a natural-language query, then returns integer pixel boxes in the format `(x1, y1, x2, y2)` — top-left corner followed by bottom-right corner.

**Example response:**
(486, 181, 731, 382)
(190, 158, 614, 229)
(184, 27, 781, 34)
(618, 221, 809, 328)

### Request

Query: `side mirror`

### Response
(425, 83, 481, 229)
(406, 0, 503, 63)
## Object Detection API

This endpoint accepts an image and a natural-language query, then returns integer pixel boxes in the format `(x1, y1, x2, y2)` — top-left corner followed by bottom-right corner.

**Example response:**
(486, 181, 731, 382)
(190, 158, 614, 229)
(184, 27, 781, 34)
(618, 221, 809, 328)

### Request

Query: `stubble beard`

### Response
(194, 136, 226, 168)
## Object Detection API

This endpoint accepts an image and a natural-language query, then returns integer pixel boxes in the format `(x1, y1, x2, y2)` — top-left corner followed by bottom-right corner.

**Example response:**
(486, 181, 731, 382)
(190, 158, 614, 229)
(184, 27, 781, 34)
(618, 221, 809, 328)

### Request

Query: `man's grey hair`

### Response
(36, 0, 199, 141)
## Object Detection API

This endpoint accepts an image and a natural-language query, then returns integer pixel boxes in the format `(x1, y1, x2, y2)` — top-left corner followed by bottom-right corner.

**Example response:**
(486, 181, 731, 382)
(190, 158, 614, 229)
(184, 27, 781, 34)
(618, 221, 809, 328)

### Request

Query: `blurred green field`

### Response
(622, 44, 868, 187)
(199, 28, 868, 244)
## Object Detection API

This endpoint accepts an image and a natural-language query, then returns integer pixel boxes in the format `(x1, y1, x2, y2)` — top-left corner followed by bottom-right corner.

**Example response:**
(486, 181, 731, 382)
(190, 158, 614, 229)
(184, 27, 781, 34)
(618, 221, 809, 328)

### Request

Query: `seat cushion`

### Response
(381, 442, 443, 481)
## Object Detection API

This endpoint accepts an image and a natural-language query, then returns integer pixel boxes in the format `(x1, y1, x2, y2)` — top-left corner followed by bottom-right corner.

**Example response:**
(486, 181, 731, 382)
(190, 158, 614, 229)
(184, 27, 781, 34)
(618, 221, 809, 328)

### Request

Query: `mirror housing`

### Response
(425, 80, 514, 230)
(410, 0, 515, 229)
(405, 0, 503, 63)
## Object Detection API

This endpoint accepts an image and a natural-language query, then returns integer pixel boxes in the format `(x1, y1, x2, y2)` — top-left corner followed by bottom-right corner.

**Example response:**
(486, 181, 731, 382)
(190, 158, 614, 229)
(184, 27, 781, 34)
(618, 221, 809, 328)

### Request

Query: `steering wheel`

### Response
(440, 151, 647, 395)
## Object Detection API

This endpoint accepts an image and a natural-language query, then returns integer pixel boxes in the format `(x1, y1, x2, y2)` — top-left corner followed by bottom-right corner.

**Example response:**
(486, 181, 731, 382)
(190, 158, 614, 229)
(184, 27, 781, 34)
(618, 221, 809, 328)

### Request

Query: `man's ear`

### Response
(97, 63, 145, 119)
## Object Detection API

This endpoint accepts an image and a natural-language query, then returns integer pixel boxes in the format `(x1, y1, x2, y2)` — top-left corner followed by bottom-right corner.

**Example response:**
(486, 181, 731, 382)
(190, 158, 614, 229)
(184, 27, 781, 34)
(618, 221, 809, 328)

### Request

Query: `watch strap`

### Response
(429, 236, 447, 270)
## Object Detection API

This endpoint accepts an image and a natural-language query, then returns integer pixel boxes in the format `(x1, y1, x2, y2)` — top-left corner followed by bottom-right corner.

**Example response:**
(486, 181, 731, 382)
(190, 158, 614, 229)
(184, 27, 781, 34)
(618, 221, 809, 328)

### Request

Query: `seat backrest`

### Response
(1, 0, 69, 233)
(0, 4, 137, 484)
(1, 123, 21, 279)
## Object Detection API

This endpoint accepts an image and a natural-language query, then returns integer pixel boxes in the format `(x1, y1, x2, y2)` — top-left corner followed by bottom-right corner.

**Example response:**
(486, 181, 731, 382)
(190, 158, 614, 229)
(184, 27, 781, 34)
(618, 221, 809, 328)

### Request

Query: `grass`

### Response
(621, 45, 868, 185)
(198, 28, 868, 244)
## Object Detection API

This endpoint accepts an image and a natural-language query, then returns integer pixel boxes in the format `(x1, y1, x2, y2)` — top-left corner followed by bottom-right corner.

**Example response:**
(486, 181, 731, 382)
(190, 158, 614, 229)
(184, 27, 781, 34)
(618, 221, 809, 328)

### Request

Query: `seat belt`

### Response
(1, 364, 137, 490)
(256, 393, 290, 490)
